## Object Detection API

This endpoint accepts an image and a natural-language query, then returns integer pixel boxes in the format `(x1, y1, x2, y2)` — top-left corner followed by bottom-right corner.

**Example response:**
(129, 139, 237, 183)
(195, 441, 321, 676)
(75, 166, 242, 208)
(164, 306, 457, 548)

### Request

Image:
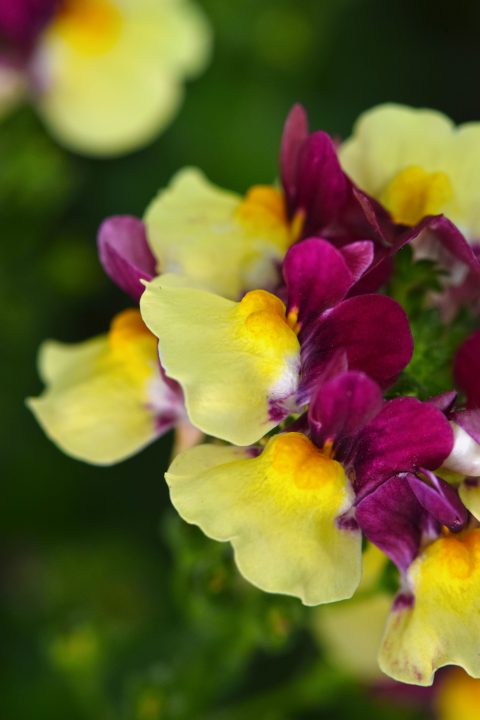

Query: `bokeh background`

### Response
(3, 0, 480, 717)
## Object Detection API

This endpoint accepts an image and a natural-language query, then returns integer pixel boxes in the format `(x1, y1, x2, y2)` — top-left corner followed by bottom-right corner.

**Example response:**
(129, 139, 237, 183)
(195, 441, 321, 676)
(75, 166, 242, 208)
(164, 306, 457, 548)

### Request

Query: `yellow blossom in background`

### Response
(1, 0, 211, 155)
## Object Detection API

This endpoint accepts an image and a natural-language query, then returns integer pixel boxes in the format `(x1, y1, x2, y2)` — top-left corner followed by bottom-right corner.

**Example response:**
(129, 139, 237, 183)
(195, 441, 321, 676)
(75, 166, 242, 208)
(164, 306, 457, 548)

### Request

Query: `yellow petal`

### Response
(35, 0, 211, 155)
(28, 309, 174, 464)
(340, 104, 454, 198)
(145, 168, 292, 299)
(379, 529, 480, 685)
(459, 480, 480, 521)
(340, 104, 480, 237)
(314, 593, 392, 680)
(435, 669, 480, 720)
(140, 277, 300, 445)
(166, 433, 362, 605)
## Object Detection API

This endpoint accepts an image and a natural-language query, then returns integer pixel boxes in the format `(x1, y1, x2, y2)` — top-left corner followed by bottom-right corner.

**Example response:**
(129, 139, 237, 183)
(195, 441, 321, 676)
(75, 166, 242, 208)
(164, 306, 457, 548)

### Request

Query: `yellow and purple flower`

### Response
(0, 0, 211, 155)
(140, 237, 413, 445)
(28, 308, 187, 464)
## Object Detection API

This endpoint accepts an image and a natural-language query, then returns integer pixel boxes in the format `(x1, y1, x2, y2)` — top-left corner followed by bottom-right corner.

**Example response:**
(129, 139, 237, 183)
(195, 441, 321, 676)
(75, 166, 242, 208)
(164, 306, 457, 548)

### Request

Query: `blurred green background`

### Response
(2, 0, 480, 717)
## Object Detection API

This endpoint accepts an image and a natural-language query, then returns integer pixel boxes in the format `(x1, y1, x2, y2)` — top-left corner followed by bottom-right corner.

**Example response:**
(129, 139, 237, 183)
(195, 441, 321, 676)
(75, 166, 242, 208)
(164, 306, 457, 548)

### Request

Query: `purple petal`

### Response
(452, 409, 480, 445)
(353, 398, 455, 499)
(283, 238, 354, 329)
(0, 0, 58, 49)
(427, 391, 457, 414)
(300, 295, 413, 395)
(454, 331, 480, 408)
(406, 215, 480, 273)
(280, 104, 308, 213)
(338, 240, 374, 283)
(97, 216, 156, 301)
(348, 254, 394, 295)
(407, 471, 468, 531)
(295, 131, 349, 234)
(355, 475, 424, 571)
(308, 371, 383, 449)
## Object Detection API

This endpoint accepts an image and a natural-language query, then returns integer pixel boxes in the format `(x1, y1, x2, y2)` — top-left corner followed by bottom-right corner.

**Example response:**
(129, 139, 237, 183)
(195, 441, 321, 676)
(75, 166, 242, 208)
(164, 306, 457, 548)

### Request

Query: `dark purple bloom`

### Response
(97, 216, 156, 301)
(305, 371, 461, 570)
(281, 238, 413, 403)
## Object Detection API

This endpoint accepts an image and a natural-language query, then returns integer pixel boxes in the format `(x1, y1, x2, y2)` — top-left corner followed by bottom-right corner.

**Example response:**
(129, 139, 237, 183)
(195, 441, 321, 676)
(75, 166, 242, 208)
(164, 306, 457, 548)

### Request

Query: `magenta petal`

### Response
(353, 398, 455, 499)
(296, 131, 349, 234)
(97, 216, 156, 301)
(301, 295, 413, 394)
(407, 471, 467, 531)
(283, 238, 354, 328)
(427, 391, 457, 414)
(355, 475, 424, 571)
(308, 371, 383, 448)
(280, 103, 308, 212)
(338, 241, 374, 283)
(454, 331, 480, 408)
(406, 215, 480, 273)
(0, 0, 58, 48)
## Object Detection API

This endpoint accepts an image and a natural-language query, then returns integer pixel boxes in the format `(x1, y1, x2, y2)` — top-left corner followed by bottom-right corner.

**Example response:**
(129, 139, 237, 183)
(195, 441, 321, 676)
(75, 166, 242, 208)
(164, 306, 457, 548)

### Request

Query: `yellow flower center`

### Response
(269, 432, 347, 492)
(108, 309, 157, 386)
(235, 185, 302, 249)
(49, 0, 123, 56)
(380, 165, 453, 226)
(235, 289, 300, 356)
(419, 530, 480, 584)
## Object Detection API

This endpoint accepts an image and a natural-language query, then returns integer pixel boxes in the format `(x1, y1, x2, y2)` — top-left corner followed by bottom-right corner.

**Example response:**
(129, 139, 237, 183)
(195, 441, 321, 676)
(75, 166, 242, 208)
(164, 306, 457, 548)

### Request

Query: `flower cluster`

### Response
(0, 0, 211, 155)
(30, 103, 480, 686)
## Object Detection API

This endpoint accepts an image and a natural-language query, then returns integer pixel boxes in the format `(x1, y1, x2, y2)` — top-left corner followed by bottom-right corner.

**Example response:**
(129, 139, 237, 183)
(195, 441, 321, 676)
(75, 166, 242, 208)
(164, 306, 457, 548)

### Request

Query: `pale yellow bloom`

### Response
(145, 167, 296, 300)
(28, 309, 182, 464)
(379, 529, 480, 685)
(340, 104, 480, 238)
(166, 432, 362, 605)
(140, 276, 300, 445)
(32, 0, 211, 155)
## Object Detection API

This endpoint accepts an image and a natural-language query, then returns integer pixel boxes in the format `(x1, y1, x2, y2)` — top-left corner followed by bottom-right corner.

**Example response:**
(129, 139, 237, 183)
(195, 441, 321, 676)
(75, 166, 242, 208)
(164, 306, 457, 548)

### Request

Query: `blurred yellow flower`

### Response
(0, 0, 211, 155)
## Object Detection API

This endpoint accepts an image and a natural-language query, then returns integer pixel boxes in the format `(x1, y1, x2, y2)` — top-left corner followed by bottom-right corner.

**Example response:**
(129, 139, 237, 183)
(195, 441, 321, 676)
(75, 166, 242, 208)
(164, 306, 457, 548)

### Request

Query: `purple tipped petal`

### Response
(283, 238, 354, 329)
(355, 475, 424, 571)
(353, 398, 455, 499)
(338, 241, 374, 284)
(308, 371, 383, 448)
(454, 331, 480, 408)
(301, 295, 413, 395)
(407, 471, 468, 531)
(97, 216, 156, 301)
(280, 104, 308, 212)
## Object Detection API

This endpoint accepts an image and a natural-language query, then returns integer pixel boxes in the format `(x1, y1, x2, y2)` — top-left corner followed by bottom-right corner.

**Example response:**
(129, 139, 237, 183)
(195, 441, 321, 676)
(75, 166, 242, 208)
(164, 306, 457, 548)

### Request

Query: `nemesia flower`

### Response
(340, 104, 480, 237)
(98, 168, 300, 301)
(140, 237, 413, 445)
(338, 104, 480, 312)
(163, 372, 459, 616)
(0, 0, 211, 155)
(28, 309, 186, 464)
